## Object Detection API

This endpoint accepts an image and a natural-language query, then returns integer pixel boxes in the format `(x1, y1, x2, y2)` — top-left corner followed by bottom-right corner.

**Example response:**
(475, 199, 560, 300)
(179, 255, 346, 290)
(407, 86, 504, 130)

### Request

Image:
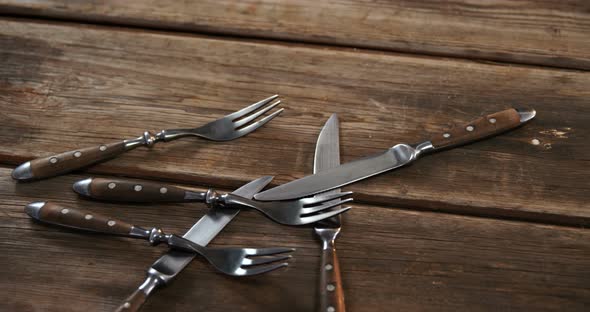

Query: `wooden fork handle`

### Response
(11, 141, 132, 181)
(114, 288, 148, 312)
(319, 240, 346, 312)
(429, 108, 535, 151)
(24, 201, 134, 236)
(74, 177, 206, 203)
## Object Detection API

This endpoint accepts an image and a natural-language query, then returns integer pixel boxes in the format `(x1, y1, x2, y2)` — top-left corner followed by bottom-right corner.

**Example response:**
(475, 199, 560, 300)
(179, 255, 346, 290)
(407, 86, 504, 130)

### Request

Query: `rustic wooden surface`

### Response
(0, 1, 589, 311)
(1, 19, 588, 225)
(2, 168, 590, 312)
(1, 0, 589, 70)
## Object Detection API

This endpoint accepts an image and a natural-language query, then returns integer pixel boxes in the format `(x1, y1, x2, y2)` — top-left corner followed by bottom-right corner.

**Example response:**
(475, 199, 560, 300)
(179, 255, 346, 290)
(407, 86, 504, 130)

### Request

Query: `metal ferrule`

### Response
(411, 141, 434, 157)
(138, 275, 164, 295)
(123, 131, 167, 149)
(148, 227, 172, 246)
(205, 189, 222, 208)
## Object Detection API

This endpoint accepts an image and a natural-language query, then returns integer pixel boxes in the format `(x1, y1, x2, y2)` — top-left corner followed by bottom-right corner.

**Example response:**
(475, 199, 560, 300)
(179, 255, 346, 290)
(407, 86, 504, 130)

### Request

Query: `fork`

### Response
(12, 95, 283, 181)
(73, 178, 353, 225)
(25, 201, 293, 276)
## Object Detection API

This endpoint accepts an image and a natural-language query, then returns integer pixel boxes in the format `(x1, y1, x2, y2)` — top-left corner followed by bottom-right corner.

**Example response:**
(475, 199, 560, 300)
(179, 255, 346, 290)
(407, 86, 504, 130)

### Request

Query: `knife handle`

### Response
(319, 239, 346, 312)
(24, 201, 134, 236)
(429, 108, 535, 151)
(73, 177, 207, 203)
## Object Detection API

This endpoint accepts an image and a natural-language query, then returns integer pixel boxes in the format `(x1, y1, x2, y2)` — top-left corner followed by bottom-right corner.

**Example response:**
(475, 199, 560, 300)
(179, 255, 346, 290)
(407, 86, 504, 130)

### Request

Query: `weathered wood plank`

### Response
(1, 168, 589, 311)
(0, 1, 589, 69)
(0, 19, 589, 225)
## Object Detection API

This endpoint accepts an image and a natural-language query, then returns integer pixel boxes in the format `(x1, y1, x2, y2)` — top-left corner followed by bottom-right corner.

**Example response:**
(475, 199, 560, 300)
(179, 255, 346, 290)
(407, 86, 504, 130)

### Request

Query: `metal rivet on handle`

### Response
(85, 214, 93, 220)
(73, 151, 82, 158)
(327, 307, 335, 312)
(466, 125, 475, 132)
(108, 183, 116, 189)
(134, 185, 143, 192)
(99, 145, 107, 151)
(489, 118, 497, 124)
(49, 157, 58, 164)
(443, 133, 451, 138)
(325, 264, 333, 271)
(107, 220, 116, 227)
(160, 187, 168, 194)
(326, 284, 335, 292)
(61, 208, 69, 214)
(123, 302, 130, 309)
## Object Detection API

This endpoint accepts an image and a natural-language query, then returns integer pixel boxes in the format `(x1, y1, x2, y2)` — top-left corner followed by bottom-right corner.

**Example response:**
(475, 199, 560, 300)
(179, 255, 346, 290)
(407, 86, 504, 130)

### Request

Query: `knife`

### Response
(255, 108, 536, 201)
(313, 114, 345, 312)
(114, 175, 273, 312)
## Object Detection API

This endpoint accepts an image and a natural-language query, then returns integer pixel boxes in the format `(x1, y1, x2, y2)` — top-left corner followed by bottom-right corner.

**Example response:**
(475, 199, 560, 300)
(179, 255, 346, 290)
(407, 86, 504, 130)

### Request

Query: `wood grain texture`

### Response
(1, 168, 589, 311)
(0, 1, 589, 69)
(0, 19, 588, 225)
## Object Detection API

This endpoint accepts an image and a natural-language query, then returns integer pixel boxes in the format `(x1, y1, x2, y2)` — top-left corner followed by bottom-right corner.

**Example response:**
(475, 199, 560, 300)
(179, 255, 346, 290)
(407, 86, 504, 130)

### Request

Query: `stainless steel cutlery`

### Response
(313, 114, 346, 312)
(73, 177, 353, 225)
(255, 108, 536, 201)
(24, 201, 293, 277)
(114, 176, 275, 312)
(12, 95, 283, 181)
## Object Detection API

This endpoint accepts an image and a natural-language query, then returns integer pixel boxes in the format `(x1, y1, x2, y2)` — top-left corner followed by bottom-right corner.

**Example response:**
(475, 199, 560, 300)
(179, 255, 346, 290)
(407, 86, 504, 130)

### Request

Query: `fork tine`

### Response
(299, 207, 352, 224)
(303, 191, 353, 206)
(243, 262, 289, 276)
(227, 95, 279, 119)
(234, 108, 284, 137)
(301, 198, 353, 214)
(233, 100, 281, 128)
(243, 255, 292, 266)
(245, 247, 295, 256)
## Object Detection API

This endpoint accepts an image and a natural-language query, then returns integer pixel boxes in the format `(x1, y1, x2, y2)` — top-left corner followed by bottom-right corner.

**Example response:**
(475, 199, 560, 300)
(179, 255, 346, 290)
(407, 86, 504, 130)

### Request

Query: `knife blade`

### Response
(254, 108, 536, 201)
(114, 176, 273, 312)
(313, 114, 346, 311)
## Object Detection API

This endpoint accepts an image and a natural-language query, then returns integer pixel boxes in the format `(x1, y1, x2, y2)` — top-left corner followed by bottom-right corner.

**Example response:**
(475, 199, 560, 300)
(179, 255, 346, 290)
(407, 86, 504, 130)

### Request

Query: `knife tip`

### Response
(24, 201, 46, 220)
(72, 178, 93, 197)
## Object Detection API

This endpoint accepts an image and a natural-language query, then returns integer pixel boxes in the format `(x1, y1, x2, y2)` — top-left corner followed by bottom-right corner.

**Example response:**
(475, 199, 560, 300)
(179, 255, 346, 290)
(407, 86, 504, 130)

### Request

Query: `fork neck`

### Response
(220, 194, 257, 210)
(123, 130, 167, 149)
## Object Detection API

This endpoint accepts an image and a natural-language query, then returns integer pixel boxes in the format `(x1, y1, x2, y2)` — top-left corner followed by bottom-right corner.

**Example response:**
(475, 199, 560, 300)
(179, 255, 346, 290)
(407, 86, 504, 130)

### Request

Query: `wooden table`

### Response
(1, 1, 589, 311)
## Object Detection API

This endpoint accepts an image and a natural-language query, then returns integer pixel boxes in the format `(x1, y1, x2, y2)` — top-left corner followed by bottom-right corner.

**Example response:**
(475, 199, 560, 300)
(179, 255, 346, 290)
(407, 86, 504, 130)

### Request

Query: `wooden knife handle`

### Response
(319, 240, 346, 312)
(429, 108, 534, 150)
(74, 177, 203, 203)
(24, 201, 133, 236)
(114, 288, 147, 312)
(12, 141, 128, 181)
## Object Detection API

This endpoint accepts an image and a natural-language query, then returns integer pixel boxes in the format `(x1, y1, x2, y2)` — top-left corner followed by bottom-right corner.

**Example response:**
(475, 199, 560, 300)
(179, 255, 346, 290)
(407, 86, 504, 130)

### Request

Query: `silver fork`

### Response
(25, 202, 293, 276)
(220, 192, 353, 225)
(12, 95, 283, 181)
(73, 177, 354, 226)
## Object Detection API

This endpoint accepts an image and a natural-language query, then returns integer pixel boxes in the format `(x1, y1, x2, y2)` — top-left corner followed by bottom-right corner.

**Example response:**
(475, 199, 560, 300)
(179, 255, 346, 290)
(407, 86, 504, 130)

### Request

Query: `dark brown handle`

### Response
(76, 177, 197, 203)
(12, 141, 128, 181)
(429, 108, 526, 150)
(114, 288, 147, 312)
(25, 201, 133, 235)
(319, 241, 345, 312)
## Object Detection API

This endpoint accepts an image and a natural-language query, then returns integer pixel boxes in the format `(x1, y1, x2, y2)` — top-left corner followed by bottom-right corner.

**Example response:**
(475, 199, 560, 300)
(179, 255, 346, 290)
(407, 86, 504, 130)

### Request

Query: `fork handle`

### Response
(319, 240, 345, 312)
(74, 177, 208, 203)
(114, 288, 148, 312)
(25, 201, 135, 235)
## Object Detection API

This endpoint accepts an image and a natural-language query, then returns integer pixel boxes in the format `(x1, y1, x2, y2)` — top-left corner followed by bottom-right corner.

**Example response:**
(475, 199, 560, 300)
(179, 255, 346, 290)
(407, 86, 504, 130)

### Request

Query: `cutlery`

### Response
(118, 176, 270, 311)
(255, 108, 536, 200)
(12, 95, 283, 181)
(24, 201, 293, 276)
(313, 114, 345, 311)
(73, 177, 353, 225)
